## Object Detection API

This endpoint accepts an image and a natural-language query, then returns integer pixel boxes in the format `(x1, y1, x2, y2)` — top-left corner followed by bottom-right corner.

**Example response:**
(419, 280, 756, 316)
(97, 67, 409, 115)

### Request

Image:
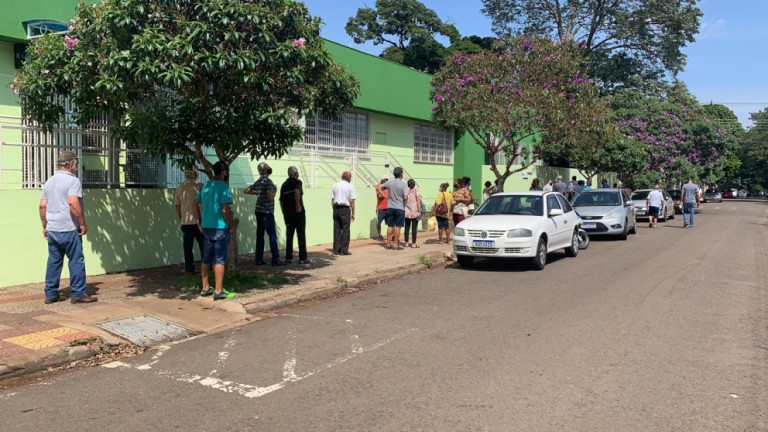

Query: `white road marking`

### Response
(0, 392, 17, 400)
(102, 326, 418, 400)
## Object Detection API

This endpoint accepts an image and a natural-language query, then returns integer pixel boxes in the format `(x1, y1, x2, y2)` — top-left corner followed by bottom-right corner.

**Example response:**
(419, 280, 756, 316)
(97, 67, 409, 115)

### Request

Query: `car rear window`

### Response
(705, 188, 718, 193)
(631, 191, 649, 200)
(667, 190, 681, 199)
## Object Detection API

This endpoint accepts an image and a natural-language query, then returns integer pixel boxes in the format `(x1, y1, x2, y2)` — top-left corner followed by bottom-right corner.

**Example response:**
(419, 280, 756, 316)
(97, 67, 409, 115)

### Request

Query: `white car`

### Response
(453, 191, 581, 270)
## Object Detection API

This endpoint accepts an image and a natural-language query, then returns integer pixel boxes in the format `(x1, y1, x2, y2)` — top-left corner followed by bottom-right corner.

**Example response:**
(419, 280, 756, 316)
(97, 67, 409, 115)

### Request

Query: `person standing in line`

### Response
(331, 171, 357, 255)
(601, 179, 610, 189)
(566, 175, 578, 200)
(403, 178, 422, 248)
(647, 184, 664, 229)
(583, 180, 593, 191)
(543, 179, 553, 192)
(482, 181, 493, 201)
(175, 169, 204, 274)
(374, 175, 389, 241)
(553, 175, 567, 195)
(682, 177, 700, 228)
(434, 183, 455, 244)
(196, 161, 237, 300)
(245, 162, 285, 266)
(462, 176, 472, 192)
(380, 167, 410, 250)
(39, 151, 96, 304)
(530, 178, 542, 191)
(452, 178, 473, 227)
(279, 166, 309, 265)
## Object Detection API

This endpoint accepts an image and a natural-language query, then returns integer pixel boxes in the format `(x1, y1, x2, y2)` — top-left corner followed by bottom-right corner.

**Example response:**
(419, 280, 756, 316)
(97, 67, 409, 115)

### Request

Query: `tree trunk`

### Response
(226, 218, 239, 273)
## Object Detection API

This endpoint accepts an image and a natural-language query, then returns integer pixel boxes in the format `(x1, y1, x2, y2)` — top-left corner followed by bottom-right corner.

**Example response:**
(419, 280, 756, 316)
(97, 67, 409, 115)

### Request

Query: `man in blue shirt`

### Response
(196, 161, 237, 300)
(245, 162, 285, 266)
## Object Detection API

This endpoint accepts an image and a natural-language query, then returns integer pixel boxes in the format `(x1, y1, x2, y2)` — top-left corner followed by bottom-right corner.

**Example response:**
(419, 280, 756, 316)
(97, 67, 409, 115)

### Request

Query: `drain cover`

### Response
(98, 315, 197, 347)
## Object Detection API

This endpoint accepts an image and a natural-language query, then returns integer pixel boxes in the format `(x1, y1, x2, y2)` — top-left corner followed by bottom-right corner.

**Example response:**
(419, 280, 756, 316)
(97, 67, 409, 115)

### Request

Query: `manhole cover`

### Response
(98, 315, 197, 347)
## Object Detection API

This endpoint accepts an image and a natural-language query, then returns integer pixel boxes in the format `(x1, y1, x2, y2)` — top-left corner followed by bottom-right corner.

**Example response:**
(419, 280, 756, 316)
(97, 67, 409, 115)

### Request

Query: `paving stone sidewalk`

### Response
(0, 232, 453, 379)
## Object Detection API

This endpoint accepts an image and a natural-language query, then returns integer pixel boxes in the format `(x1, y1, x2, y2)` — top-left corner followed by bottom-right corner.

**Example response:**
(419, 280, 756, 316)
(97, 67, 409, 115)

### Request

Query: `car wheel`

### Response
(659, 207, 666, 222)
(628, 219, 637, 234)
(457, 255, 474, 268)
(669, 207, 675, 219)
(565, 230, 579, 257)
(531, 237, 547, 270)
(619, 219, 629, 240)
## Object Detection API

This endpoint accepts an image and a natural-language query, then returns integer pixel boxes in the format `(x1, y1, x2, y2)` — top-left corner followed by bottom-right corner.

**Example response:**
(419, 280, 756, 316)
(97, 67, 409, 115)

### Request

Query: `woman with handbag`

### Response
(403, 179, 422, 248)
(452, 178, 473, 226)
(434, 182, 455, 244)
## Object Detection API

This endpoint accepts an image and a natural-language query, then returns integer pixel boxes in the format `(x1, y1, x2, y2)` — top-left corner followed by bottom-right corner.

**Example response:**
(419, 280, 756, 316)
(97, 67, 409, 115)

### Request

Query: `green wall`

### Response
(0, 0, 95, 43)
(325, 41, 433, 122)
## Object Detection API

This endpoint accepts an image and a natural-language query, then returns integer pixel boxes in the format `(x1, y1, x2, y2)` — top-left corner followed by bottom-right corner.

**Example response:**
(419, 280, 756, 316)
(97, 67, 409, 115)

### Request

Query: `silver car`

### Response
(630, 189, 675, 221)
(571, 189, 637, 240)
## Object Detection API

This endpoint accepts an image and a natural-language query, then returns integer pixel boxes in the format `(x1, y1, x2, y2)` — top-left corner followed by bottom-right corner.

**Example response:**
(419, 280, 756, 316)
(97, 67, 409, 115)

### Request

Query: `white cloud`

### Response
(698, 19, 730, 39)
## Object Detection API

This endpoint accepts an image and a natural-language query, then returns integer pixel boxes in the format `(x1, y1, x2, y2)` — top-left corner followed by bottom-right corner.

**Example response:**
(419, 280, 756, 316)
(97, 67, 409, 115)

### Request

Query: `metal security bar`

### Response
(414, 122, 453, 164)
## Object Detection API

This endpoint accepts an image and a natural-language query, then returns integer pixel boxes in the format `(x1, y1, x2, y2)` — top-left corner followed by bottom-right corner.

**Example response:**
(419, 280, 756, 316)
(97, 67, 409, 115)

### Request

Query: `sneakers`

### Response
(200, 288, 214, 297)
(298, 259, 311, 265)
(213, 290, 234, 301)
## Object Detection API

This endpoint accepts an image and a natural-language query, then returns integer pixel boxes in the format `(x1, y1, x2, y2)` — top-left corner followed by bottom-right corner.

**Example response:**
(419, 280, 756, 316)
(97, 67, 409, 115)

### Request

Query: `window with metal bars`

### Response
(303, 110, 369, 155)
(413, 123, 452, 164)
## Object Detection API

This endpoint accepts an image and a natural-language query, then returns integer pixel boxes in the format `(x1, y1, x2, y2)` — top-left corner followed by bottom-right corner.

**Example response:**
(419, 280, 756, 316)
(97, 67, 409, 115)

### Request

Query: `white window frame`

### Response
(414, 123, 453, 164)
(303, 110, 370, 156)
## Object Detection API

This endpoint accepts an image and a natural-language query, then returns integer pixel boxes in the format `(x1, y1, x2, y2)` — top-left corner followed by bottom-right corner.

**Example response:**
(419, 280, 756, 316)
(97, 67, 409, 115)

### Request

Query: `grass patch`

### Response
(416, 254, 433, 268)
(180, 272, 289, 293)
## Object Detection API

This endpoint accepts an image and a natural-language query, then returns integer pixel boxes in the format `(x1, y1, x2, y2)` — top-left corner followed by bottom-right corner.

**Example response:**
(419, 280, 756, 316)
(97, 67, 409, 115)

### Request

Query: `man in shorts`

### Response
(380, 167, 410, 250)
(196, 161, 237, 300)
(646, 184, 664, 229)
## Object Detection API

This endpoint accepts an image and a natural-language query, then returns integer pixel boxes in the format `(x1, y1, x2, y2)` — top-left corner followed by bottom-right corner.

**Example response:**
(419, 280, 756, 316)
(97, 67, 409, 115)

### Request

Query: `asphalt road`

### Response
(2, 200, 767, 431)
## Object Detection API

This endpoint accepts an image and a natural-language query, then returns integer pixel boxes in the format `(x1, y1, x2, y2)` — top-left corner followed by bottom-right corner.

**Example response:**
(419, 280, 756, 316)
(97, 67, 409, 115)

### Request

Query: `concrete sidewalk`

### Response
(0, 232, 453, 379)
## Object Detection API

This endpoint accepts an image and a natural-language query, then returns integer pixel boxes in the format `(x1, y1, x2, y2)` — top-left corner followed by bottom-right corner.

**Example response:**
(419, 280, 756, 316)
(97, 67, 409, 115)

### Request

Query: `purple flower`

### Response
(432, 105, 438, 112)
(64, 35, 80, 50)
(515, 89, 523, 96)
(434, 94, 444, 103)
(292, 38, 306, 48)
(523, 43, 531, 51)
(9, 83, 19, 95)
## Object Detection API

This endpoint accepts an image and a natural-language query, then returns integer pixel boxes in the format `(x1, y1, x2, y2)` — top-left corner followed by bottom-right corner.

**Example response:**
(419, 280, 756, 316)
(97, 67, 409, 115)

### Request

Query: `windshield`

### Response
(572, 191, 621, 207)
(630, 191, 650, 200)
(667, 190, 681, 199)
(474, 195, 543, 216)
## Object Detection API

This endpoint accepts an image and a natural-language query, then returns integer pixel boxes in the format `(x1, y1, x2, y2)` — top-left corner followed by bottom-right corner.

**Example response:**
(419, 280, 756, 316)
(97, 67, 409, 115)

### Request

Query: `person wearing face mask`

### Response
(245, 162, 285, 266)
(279, 166, 309, 265)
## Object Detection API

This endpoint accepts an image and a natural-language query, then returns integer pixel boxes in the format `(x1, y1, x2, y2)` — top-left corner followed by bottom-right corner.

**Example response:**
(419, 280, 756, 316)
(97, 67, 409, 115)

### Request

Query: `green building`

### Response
(0, 1, 583, 288)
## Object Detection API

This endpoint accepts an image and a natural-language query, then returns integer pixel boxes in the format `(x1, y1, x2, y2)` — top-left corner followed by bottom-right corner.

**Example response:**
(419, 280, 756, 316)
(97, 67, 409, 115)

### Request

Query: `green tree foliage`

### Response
(345, 0, 459, 73)
(431, 36, 608, 191)
(737, 109, 768, 194)
(609, 86, 741, 188)
(15, 0, 359, 174)
(481, 0, 702, 92)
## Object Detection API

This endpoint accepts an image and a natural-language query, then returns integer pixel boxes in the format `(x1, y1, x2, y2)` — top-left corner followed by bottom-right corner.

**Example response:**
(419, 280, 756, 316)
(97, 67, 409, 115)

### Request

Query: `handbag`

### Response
(434, 192, 448, 214)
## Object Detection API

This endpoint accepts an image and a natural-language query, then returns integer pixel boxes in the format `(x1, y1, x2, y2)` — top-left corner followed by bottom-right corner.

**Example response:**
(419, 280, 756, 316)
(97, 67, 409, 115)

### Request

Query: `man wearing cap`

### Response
(196, 161, 237, 300)
(245, 162, 285, 266)
(38, 151, 96, 304)
(280, 166, 309, 264)
(331, 171, 356, 255)
(175, 169, 204, 274)
(374, 175, 389, 241)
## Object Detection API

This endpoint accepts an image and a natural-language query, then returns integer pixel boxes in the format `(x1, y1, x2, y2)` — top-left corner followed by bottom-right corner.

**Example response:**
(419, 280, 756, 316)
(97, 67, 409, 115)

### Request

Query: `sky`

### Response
(300, 0, 768, 129)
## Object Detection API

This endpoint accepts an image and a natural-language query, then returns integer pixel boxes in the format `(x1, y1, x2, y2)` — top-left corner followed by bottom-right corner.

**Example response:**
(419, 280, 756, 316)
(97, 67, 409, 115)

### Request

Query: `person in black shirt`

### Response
(280, 166, 309, 264)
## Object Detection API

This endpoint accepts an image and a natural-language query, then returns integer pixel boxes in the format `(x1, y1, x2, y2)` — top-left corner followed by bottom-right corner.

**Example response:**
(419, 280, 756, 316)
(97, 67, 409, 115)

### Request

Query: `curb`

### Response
(0, 338, 105, 380)
(1, 252, 451, 382)
(243, 257, 450, 314)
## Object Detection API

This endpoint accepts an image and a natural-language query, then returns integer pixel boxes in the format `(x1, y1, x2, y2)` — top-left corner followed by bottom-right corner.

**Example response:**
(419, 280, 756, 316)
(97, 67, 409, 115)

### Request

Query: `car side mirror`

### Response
(467, 209, 475, 216)
(549, 208, 564, 217)
(626, 201, 633, 207)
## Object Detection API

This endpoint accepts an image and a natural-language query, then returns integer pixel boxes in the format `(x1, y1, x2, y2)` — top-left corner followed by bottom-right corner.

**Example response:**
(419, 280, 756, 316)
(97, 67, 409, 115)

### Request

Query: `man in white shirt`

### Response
(331, 171, 357, 255)
(646, 184, 664, 229)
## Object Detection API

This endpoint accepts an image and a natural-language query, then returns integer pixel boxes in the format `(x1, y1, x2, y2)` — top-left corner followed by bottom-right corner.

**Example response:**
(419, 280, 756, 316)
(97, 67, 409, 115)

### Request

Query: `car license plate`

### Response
(636, 210, 645, 215)
(472, 240, 495, 248)
(581, 222, 596, 229)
